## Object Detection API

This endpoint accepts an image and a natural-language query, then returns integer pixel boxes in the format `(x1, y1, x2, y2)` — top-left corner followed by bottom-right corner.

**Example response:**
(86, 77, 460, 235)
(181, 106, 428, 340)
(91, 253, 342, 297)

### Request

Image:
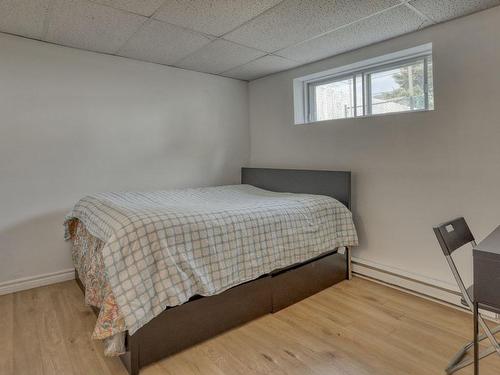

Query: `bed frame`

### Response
(76, 167, 352, 375)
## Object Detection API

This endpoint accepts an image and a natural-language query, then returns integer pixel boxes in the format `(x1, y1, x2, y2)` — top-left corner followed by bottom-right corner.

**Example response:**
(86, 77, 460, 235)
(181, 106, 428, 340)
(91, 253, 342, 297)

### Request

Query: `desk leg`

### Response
(474, 302, 479, 375)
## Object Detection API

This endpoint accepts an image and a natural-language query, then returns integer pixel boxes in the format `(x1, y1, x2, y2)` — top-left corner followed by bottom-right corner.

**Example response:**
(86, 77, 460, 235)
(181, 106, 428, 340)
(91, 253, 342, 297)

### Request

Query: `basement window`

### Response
(293, 44, 434, 124)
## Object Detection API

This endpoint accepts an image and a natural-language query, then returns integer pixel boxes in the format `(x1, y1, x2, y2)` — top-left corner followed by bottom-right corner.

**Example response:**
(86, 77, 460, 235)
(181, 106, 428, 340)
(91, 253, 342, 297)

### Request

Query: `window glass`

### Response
(313, 77, 355, 121)
(427, 58, 434, 110)
(369, 60, 426, 115)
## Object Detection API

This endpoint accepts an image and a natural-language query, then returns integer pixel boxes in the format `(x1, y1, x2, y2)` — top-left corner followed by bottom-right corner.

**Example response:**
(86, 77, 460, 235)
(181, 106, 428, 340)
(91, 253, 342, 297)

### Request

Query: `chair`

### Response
(433, 217, 500, 374)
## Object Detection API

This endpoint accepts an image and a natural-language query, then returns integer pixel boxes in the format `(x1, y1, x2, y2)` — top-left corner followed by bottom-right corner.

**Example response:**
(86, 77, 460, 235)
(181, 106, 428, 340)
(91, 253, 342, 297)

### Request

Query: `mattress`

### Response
(65, 184, 358, 355)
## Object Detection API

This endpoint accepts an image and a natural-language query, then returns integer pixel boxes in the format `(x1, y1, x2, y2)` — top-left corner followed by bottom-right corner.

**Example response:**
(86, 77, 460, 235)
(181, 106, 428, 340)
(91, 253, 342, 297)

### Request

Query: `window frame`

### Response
(293, 43, 434, 125)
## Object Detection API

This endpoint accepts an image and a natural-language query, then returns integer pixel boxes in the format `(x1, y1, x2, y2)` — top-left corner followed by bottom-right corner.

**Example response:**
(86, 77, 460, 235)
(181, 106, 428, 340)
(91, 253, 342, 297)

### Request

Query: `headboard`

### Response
(241, 167, 351, 210)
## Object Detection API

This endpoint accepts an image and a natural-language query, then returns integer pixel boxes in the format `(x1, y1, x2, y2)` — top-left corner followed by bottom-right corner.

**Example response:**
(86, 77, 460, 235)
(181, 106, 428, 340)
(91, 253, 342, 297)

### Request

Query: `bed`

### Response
(65, 168, 358, 375)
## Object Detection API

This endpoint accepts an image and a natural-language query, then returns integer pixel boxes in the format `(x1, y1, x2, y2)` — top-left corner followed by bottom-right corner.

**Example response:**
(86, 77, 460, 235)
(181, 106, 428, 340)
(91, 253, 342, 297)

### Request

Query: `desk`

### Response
(473, 225, 500, 374)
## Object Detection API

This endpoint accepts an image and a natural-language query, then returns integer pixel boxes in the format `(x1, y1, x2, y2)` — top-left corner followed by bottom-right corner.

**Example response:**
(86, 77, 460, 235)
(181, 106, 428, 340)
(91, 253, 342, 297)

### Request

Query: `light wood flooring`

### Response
(1, 276, 499, 375)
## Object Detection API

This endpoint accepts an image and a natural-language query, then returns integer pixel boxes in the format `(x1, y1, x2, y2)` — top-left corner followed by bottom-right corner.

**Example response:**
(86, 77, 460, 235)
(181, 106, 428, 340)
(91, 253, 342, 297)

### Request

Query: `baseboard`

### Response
(0, 268, 75, 296)
(352, 257, 498, 319)
(352, 257, 462, 304)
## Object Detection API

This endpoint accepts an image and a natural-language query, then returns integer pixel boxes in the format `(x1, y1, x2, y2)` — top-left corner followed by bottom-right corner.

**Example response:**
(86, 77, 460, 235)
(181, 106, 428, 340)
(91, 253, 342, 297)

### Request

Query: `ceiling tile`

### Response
(410, 0, 500, 23)
(0, 0, 51, 39)
(223, 55, 300, 81)
(45, 0, 146, 54)
(153, 0, 282, 37)
(91, 0, 166, 17)
(118, 20, 213, 65)
(175, 39, 265, 74)
(277, 5, 426, 64)
(224, 0, 399, 53)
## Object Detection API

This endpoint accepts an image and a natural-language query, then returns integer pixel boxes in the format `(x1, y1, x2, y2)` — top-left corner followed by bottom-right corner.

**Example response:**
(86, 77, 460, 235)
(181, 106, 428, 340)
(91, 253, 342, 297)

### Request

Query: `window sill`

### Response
(294, 108, 435, 125)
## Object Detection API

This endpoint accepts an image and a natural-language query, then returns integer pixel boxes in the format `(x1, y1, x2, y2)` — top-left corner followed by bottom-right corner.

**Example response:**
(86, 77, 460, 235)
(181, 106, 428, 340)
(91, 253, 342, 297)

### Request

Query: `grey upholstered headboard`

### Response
(241, 167, 351, 210)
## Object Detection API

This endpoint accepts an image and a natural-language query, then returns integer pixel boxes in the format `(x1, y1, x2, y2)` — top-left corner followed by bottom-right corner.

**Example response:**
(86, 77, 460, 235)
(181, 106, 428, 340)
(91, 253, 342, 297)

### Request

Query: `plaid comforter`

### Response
(65, 184, 358, 335)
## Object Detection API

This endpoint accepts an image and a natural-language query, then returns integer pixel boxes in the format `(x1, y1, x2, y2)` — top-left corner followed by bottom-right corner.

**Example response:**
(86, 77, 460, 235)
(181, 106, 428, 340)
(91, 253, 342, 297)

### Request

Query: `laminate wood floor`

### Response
(1, 276, 499, 375)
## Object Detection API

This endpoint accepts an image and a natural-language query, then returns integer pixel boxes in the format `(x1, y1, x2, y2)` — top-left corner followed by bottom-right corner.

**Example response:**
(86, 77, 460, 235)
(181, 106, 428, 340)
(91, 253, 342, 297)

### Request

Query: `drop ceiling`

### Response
(1, 0, 499, 81)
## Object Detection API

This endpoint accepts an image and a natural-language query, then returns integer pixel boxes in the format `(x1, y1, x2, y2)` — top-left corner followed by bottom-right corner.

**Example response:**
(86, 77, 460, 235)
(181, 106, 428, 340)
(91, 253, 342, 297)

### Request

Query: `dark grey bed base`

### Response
(77, 168, 352, 375)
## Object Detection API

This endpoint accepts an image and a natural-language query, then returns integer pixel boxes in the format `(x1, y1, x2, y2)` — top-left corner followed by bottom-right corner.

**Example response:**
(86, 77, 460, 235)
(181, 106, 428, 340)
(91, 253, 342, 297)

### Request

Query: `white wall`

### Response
(248, 7, 500, 293)
(0, 33, 249, 287)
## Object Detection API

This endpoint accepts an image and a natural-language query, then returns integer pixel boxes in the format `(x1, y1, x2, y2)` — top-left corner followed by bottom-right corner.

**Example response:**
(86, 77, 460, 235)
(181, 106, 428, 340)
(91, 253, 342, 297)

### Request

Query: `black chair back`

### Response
(433, 217, 475, 256)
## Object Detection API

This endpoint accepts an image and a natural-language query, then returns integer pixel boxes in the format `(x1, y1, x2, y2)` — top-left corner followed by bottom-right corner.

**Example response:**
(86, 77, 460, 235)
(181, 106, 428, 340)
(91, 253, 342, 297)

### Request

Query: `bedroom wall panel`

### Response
(247, 6, 500, 300)
(0, 33, 249, 287)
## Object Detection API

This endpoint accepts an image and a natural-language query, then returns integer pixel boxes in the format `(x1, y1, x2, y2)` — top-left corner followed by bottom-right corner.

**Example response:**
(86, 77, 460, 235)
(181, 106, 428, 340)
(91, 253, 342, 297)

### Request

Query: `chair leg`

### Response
(446, 346, 497, 374)
(445, 324, 500, 374)
(478, 317, 500, 354)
